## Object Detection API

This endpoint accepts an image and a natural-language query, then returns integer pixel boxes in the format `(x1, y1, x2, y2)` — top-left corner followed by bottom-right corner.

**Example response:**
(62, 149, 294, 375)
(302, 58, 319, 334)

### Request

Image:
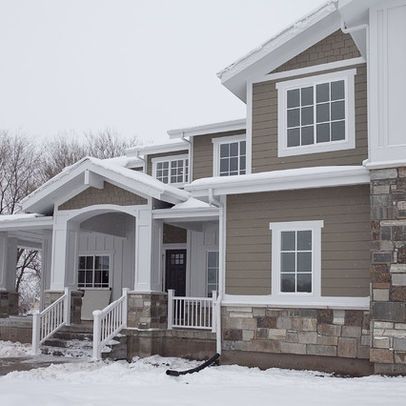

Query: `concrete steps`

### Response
(40, 324, 127, 361)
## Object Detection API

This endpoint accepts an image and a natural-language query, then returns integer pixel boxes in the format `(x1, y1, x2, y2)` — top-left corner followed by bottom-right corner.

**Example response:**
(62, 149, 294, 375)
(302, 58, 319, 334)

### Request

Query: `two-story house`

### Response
(1, 0, 406, 375)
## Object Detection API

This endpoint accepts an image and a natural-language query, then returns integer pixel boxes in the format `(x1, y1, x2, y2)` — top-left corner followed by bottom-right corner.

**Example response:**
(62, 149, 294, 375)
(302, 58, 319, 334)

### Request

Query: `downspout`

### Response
(135, 151, 146, 173)
(208, 187, 223, 354)
(180, 132, 193, 183)
(340, 21, 369, 56)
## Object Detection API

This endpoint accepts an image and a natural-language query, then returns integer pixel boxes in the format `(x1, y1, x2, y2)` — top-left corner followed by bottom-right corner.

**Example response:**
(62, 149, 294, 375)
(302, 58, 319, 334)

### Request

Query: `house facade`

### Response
(1, 0, 406, 375)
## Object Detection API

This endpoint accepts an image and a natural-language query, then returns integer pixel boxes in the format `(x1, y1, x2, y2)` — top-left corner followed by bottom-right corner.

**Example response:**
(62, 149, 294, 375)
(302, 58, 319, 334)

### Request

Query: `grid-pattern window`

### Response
(207, 251, 219, 296)
(280, 230, 312, 293)
(286, 79, 346, 148)
(78, 255, 110, 288)
(219, 140, 246, 176)
(155, 157, 189, 185)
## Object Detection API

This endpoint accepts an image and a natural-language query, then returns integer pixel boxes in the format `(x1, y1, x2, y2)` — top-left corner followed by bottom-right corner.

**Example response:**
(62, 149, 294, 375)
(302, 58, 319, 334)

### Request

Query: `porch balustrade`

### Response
(92, 288, 128, 361)
(32, 287, 71, 355)
(167, 289, 217, 332)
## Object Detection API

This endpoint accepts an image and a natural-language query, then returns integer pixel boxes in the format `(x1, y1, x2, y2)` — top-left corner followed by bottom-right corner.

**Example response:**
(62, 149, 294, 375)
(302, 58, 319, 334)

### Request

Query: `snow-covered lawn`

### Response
(0, 341, 31, 358)
(0, 354, 406, 406)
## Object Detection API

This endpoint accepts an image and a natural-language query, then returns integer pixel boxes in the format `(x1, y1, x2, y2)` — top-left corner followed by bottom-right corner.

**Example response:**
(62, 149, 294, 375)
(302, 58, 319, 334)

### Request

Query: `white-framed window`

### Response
(152, 154, 189, 186)
(269, 220, 323, 298)
(78, 254, 111, 288)
(276, 69, 356, 157)
(212, 135, 246, 177)
(207, 251, 219, 296)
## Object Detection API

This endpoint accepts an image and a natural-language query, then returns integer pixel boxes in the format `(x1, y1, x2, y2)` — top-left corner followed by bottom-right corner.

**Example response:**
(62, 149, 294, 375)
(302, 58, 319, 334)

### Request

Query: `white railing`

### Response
(92, 288, 128, 361)
(32, 287, 71, 355)
(167, 289, 217, 332)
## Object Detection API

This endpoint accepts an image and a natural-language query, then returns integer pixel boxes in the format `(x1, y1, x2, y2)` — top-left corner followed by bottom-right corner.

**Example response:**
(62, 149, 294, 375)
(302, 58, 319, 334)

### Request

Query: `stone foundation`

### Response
(126, 329, 216, 361)
(222, 306, 371, 373)
(370, 167, 406, 375)
(127, 292, 167, 329)
(0, 291, 18, 318)
(44, 290, 83, 324)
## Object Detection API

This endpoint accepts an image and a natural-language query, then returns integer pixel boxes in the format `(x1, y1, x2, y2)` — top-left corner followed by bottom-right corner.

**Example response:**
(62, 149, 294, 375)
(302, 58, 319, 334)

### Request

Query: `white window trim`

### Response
(151, 154, 189, 186)
(212, 134, 246, 177)
(276, 69, 356, 157)
(77, 252, 113, 290)
(269, 220, 323, 300)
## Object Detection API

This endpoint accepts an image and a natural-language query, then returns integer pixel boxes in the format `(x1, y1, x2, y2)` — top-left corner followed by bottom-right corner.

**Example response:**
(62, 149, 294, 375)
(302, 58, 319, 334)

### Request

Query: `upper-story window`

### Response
(152, 155, 189, 186)
(276, 69, 356, 157)
(212, 135, 246, 177)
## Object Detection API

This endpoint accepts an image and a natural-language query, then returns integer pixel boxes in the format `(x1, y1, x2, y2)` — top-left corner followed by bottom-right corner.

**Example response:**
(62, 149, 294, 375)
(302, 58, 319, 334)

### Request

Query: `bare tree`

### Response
(39, 129, 138, 182)
(0, 131, 42, 312)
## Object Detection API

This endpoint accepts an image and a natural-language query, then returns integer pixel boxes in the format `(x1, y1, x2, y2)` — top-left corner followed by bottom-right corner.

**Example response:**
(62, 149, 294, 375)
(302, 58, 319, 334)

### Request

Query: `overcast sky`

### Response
(0, 0, 326, 145)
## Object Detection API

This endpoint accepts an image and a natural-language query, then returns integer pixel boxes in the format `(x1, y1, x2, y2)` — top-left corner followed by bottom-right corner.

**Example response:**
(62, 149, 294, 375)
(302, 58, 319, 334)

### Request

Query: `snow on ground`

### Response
(0, 355, 406, 406)
(0, 341, 31, 358)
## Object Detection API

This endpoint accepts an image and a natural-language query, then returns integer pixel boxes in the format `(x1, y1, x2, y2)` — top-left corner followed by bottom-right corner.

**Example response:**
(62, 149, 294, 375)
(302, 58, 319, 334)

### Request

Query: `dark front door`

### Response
(165, 249, 187, 296)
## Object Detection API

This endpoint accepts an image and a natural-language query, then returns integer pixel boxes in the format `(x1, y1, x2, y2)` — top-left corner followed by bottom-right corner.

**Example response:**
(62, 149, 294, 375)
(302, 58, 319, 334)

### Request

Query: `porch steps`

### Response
(40, 324, 127, 361)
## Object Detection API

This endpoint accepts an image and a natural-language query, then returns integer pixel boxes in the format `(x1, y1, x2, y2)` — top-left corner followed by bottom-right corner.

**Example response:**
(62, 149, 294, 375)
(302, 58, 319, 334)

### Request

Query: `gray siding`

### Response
(192, 130, 246, 180)
(252, 30, 367, 173)
(226, 185, 370, 297)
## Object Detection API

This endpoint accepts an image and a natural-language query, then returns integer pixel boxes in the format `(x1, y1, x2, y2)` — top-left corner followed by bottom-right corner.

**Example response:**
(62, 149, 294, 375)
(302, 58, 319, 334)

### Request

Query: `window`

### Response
(153, 155, 189, 186)
(207, 251, 219, 296)
(78, 255, 110, 288)
(270, 221, 323, 297)
(212, 135, 246, 177)
(276, 69, 356, 157)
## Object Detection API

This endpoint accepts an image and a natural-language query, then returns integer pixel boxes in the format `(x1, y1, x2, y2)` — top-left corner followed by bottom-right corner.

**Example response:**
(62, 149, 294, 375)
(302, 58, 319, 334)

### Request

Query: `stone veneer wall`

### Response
(0, 291, 18, 318)
(222, 306, 370, 373)
(370, 167, 406, 374)
(127, 293, 167, 329)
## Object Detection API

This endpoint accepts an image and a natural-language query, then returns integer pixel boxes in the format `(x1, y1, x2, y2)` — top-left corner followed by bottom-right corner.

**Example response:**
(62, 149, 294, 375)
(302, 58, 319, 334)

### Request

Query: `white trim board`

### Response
(222, 294, 370, 310)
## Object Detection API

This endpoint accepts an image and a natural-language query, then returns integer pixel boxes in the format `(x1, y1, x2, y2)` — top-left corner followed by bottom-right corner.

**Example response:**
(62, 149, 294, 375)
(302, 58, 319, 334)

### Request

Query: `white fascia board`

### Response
(152, 207, 219, 220)
(186, 166, 370, 197)
(222, 294, 370, 310)
(167, 119, 246, 139)
(126, 141, 190, 157)
(0, 216, 54, 231)
(220, 9, 342, 101)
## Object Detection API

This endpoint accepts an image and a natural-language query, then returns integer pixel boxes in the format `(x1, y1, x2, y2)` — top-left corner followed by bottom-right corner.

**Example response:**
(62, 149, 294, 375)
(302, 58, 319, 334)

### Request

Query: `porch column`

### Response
(134, 208, 153, 291)
(0, 232, 18, 317)
(40, 231, 53, 310)
(50, 215, 69, 291)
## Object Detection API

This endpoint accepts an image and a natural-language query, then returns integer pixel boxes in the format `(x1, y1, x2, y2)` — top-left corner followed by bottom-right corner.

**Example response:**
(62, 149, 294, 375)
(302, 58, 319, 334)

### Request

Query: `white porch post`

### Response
(0, 232, 18, 292)
(40, 231, 52, 310)
(134, 208, 153, 291)
(50, 216, 69, 291)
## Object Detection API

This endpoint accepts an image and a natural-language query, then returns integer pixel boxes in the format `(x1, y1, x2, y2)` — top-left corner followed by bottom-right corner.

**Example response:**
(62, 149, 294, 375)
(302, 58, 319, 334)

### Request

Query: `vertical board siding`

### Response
(192, 130, 246, 180)
(251, 30, 367, 173)
(225, 185, 370, 297)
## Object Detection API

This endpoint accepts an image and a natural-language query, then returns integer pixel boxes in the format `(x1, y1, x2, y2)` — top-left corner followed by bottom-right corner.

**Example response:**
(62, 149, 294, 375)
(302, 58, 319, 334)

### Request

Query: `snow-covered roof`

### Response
(171, 198, 212, 210)
(103, 155, 144, 168)
(167, 119, 246, 139)
(217, 1, 342, 101)
(185, 166, 370, 197)
(21, 156, 190, 214)
(0, 213, 53, 230)
(126, 139, 190, 157)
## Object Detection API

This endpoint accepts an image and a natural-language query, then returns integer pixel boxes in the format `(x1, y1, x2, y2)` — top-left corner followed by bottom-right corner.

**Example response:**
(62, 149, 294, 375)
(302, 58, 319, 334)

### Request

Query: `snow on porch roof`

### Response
(0, 213, 53, 230)
(21, 156, 190, 214)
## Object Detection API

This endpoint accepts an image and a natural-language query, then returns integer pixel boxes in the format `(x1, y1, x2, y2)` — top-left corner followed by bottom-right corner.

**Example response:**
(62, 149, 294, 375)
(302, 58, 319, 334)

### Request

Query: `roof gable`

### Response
(21, 157, 189, 214)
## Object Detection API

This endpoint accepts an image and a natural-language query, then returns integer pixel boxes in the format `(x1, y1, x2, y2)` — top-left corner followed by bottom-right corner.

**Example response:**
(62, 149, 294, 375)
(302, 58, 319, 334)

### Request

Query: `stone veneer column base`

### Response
(44, 290, 83, 324)
(127, 292, 168, 329)
(0, 291, 18, 318)
(370, 167, 406, 375)
(222, 306, 371, 375)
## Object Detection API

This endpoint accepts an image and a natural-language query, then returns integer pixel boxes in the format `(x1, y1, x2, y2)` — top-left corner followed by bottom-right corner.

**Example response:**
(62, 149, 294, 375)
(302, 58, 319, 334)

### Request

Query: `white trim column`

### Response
(40, 231, 53, 309)
(0, 232, 18, 292)
(134, 208, 153, 292)
(50, 215, 69, 291)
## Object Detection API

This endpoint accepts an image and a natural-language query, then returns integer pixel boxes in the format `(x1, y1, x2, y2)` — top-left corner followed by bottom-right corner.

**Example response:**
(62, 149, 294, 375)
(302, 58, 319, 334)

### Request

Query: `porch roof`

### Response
(21, 157, 190, 214)
(0, 214, 53, 230)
